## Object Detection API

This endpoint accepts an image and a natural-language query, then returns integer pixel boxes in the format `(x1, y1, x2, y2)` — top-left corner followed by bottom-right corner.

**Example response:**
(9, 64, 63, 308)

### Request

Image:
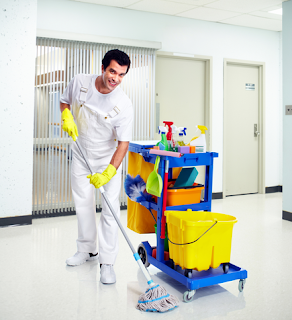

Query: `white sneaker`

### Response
(66, 251, 98, 266)
(100, 264, 116, 284)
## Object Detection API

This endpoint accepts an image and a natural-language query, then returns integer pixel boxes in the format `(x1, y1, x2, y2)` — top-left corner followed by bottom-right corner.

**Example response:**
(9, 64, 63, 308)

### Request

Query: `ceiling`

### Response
(71, 0, 287, 31)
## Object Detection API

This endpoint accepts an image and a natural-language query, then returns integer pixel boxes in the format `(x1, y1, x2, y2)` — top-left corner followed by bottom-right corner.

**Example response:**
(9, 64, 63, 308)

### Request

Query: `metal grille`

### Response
(33, 38, 156, 216)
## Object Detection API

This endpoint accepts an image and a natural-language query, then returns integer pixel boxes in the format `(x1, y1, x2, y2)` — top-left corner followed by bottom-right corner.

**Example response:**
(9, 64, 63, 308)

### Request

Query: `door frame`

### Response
(223, 58, 266, 197)
(156, 51, 213, 151)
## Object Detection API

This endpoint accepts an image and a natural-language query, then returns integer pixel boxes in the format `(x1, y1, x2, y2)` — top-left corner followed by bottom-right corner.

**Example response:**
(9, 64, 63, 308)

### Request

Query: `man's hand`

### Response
(62, 108, 78, 141)
(87, 164, 117, 189)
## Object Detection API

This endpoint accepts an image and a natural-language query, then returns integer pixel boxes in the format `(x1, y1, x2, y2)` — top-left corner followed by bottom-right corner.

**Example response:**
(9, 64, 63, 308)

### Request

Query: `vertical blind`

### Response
(33, 37, 156, 216)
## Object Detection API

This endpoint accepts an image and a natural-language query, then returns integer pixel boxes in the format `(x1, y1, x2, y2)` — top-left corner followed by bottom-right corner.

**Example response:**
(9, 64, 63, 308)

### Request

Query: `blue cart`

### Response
(129, 141, 248, 302)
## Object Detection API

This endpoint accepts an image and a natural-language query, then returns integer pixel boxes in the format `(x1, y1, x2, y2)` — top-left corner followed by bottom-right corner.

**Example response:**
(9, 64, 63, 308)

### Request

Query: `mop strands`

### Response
(125, 174, 179, 312)
(136, 283, 179, 312)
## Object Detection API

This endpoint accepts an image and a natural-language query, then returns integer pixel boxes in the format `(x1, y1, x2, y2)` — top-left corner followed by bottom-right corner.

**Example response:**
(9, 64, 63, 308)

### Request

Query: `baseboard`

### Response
(33, 209, 77, 219)
(265, 186, 282, 193)
(212, 192, 223, 200)
(283, 211, 292, 221)
(0, 215, 32, 227)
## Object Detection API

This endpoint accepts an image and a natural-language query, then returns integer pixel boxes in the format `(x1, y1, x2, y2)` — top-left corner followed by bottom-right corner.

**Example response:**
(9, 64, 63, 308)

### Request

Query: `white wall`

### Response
(0, 0, 37, 219)
(282, 1, 292, 215)
(36, 0, 282, 193)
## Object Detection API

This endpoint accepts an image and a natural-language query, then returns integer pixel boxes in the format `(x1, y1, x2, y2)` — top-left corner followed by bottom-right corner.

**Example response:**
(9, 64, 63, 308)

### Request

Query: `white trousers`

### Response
(71, 148, 121, 265)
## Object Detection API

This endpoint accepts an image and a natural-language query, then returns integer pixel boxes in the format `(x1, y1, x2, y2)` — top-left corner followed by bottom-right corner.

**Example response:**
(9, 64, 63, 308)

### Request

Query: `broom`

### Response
(75, 139, 179, 313)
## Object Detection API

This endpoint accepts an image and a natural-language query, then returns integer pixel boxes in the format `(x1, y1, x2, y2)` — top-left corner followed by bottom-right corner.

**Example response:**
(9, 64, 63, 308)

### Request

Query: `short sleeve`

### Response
(115, 104, 134, 142)
(60, 76, 75, 105)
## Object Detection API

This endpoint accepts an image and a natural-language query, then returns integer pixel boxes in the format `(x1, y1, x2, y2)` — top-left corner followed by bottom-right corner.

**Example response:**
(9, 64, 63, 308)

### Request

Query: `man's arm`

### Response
(86, 141, 129, 189)
(110, 141, 129, 169)
(60, 102, 70, 112)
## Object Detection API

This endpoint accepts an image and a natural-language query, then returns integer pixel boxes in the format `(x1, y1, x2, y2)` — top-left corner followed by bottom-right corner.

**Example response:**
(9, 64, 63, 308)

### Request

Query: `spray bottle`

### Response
(189, 125, 208, 153)
(156, 126, 169, 151)
(163, 121, 174, 150)
(170, 124, 178, 152)
(177, 127, 187, 146)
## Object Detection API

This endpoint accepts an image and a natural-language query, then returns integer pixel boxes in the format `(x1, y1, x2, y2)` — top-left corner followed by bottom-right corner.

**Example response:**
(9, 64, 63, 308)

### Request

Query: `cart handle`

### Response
(167, 220, 218, 246)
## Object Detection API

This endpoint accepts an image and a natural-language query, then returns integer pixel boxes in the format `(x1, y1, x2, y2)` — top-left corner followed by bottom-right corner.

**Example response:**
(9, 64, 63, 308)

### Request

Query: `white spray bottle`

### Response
(170, 125, 178, 152)
(189, 125, 208, 153)
(177, 127, 187, 146)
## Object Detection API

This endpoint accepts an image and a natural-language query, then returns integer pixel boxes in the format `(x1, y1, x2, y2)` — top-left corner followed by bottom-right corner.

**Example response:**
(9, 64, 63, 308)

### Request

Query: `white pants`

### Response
(71, 148, 121, 265)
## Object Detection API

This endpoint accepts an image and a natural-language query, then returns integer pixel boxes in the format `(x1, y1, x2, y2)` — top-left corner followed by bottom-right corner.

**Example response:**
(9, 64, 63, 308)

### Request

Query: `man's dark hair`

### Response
(102, 49, 131, 74)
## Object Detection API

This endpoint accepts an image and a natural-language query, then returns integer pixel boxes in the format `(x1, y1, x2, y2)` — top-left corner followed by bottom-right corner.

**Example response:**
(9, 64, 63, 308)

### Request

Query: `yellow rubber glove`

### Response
(87, 164, 117, 189)
(62, 108, 78, 141)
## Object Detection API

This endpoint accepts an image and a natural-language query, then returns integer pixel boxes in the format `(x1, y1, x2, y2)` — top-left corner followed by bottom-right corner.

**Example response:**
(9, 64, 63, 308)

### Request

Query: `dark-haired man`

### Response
(60, 49, 133, 284)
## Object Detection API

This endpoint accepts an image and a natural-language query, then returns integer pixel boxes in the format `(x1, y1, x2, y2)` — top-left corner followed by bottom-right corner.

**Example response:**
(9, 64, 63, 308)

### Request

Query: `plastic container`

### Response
(189, 125, 207, 153)
(166, 184, 204, 206)
(154, 223, 169, 251)
(165, 210, 237, 271)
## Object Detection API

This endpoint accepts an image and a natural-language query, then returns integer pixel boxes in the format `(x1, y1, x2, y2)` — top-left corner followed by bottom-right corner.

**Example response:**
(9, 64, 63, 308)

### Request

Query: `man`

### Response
(60, 49, 133, 284)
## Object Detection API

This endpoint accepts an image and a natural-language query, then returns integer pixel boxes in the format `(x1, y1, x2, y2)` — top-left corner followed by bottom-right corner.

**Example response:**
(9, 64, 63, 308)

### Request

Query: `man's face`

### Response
(101, 60, 128, 93)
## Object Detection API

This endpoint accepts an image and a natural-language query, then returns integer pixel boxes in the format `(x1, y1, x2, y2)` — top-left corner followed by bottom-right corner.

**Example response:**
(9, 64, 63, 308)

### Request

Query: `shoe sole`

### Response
(66, 254, 99, 266)
(100, 279, 116, 284)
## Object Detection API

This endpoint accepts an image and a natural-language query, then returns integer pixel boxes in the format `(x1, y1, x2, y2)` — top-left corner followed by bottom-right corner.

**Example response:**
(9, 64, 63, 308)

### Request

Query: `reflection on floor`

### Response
(1, 193, 291, 319)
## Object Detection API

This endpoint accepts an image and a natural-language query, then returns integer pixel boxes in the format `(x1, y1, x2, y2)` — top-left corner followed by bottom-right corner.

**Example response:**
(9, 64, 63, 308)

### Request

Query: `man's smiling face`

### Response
(101, 60, 128, 93)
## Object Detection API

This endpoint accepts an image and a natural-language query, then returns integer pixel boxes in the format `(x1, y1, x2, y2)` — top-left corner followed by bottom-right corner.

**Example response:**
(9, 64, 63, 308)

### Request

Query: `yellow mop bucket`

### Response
(165, 209, 237, 271)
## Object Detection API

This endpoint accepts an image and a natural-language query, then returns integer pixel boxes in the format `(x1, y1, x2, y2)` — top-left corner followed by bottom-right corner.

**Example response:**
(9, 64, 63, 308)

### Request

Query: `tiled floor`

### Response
(0, 193, 291, 320)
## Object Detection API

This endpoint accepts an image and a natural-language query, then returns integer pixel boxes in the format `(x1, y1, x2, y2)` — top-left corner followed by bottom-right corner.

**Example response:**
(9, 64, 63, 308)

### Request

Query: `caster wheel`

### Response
(169, 259, 175, 269)
(137, 243, 150, 268)
(184, 269, 192, 278)
(183, 290, 196, 303)
(223, 263, 229, 274)
(238, 279, 246, 292)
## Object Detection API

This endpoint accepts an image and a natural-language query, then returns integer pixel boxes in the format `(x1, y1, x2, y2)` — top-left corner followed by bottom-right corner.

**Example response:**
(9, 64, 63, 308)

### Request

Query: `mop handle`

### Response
(75, 139, 154, 286)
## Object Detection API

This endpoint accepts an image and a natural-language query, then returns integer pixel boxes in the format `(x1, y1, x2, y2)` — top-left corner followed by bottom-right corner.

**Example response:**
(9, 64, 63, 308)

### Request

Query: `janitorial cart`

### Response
(127, 141, 248, 303)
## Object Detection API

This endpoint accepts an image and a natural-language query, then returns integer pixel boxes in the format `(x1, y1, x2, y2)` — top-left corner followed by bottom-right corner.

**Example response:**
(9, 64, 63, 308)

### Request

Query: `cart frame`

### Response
(129, 141, 248, 301)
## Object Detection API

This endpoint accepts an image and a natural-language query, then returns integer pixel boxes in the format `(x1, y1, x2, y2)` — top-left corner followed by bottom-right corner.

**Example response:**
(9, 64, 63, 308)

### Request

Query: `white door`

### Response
(224, 63, 259, 196)
(155, 55, 206, 184)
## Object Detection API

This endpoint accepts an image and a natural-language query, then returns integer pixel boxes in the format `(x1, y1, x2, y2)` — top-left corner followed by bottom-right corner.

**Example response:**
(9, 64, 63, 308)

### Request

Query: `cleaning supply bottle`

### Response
(170, 124, 178, 152)
(163, 121, 174, 150)
(189, 125, 208, 153)
(177, 127, 187, 146)
(156, 126, 169, 151)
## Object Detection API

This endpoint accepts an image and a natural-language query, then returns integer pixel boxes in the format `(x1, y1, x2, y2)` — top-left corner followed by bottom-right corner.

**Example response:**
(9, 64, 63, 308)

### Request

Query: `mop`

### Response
(74, 139, 179, 313)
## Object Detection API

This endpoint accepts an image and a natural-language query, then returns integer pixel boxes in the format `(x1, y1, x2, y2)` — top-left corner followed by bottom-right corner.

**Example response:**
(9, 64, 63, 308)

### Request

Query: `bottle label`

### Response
(196, 146, 204, 153)
(159, 142, 166, 150)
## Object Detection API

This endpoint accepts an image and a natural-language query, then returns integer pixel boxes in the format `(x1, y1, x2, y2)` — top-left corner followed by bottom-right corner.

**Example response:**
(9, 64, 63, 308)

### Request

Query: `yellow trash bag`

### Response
(127, 152, 157, 234)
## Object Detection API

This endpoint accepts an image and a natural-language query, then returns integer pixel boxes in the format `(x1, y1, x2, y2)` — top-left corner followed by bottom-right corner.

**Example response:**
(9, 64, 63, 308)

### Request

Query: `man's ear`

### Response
(101, 65, 104, 73)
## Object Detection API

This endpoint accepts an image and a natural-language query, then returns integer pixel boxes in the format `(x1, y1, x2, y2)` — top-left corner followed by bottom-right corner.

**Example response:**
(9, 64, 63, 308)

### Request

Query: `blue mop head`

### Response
(136, 283, 179, 312)
(124, 174, 152, 203)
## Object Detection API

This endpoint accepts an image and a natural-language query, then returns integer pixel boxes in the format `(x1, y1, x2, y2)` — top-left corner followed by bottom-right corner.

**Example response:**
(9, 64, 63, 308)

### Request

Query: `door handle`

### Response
(254, 124, 260, 137)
